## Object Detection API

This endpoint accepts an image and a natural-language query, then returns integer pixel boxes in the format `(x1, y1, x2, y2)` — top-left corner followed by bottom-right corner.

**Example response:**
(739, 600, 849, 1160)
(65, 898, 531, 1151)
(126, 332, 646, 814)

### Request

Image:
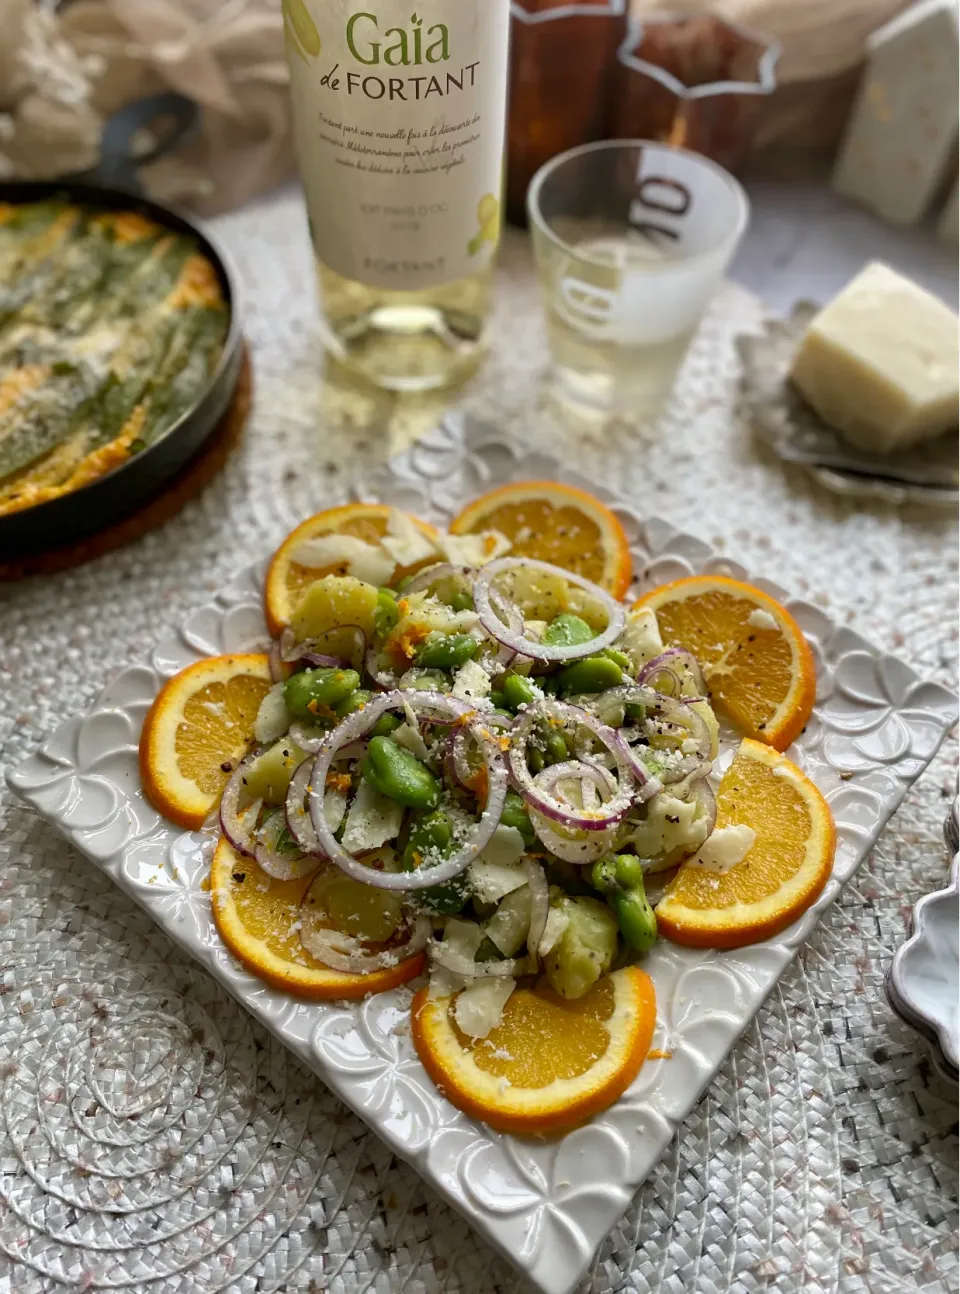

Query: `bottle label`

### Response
(285, 0, 510, 291)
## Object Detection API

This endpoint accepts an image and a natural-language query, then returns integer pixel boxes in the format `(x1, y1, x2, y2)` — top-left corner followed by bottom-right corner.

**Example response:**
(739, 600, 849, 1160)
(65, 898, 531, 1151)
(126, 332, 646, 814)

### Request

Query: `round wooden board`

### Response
(0, 346, 252, 582)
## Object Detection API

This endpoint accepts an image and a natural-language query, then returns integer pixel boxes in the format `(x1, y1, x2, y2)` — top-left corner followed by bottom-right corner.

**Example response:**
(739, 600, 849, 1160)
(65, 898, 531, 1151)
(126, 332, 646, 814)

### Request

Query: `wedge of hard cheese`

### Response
(790, 262, 958, 453)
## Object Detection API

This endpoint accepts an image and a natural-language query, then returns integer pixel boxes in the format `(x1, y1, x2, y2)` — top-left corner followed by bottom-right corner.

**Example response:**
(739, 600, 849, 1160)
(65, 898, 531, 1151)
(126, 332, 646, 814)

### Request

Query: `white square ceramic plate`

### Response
(10, 416, 958, 1294)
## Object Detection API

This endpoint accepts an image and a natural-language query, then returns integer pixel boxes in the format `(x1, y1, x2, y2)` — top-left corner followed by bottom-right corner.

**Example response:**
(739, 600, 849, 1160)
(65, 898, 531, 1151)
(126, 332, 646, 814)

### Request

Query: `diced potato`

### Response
(617, 607, 663, 677)
(386, 593, 479, 664)
(291, 574, 379, 642)
(244, 739, 307, 804)
(543, 895, 618, 999)
(495, 565, 568, 622)
(624, 793, 709, 872)
(307, 870, 404, 942)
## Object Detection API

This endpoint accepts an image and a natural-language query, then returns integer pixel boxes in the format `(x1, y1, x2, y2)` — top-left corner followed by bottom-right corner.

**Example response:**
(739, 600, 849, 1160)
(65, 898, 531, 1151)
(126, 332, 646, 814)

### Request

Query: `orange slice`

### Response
(210, 838, 426, 999)
(632, 575, 816, 750)
(656, 738, 835, 949)
(449, 481, 632, 598)
(140, 654, 271, 829)
(411, 967, 655, 1135)
(264, 503, 439, 635)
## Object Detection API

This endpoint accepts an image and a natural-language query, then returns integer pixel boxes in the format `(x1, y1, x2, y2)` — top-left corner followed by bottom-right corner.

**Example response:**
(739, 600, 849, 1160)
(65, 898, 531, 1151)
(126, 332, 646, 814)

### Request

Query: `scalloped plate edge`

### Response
(7, 410, 959, 1294)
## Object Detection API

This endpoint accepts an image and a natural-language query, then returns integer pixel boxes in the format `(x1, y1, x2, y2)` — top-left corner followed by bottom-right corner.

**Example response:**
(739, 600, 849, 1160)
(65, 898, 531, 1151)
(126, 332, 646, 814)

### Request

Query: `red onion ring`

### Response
(254, 810, 320, 881)
(611, 732, 663, 802)
(285, 756, 323, 855)
(508, 699, 635, 830)
(218, 749, 264, 856)
(307, 691, 507, 891)
(529, 810, 619, 865)
(283, 626, 366, 671)
(402, 562, 473, 596)
(300, 880, 431, 971)
(692, 778, 718, 839)
(301, 652, 347, 669)
(488, 587, 524, 668)
(645, 694, 712, 764)
(473, 557, 625, 663)
(287, 721, 328, 755)
(365, 644, 399, 689)
(638, 647, 705, 695)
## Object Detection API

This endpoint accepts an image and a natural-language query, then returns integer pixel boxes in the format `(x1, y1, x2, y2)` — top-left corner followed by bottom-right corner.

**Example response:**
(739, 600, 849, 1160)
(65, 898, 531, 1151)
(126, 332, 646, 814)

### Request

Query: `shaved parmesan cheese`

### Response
(340, 781, 404, 853)
(747, 608, 778, 631)
(253, 682, 290, 744)
(454, 977, 515, 1039)
(392, 721, 432, 762)
(470, 860, 528, 906)
(485, 886, 531, 956)
(537, 905, 569, 956)
(322, 784, 348, 833)
(435, 529, 512, 568)
(452, 657, 491, 701)
(690, 824, 756, 874)
(441, 917, 483, 962)
(292, 534, 396, 588)
(380, 509, 439, 567)
(428, 965, 466, 1000)
(479, 824, 526, 869)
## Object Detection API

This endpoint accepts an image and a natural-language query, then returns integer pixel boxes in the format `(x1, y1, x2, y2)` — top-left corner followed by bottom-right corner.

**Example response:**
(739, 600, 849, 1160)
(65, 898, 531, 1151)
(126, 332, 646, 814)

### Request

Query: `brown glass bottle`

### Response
(506, 0, 628, 226)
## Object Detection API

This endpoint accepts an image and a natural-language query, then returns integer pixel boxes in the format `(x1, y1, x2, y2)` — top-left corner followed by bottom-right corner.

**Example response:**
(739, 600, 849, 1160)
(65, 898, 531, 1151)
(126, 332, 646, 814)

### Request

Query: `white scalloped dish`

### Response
(9, 415, 958, 1294)
(886, 854, 959, 1082)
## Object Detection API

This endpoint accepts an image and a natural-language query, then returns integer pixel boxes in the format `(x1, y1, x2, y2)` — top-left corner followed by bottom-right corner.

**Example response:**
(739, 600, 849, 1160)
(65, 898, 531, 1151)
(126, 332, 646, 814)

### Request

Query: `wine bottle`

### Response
(284, 0, 511, 392)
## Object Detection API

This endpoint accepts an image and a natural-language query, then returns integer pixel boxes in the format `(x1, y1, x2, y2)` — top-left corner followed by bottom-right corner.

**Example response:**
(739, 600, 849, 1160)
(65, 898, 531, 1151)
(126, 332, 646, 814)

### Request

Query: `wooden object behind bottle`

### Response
(506, 0, 629, 226)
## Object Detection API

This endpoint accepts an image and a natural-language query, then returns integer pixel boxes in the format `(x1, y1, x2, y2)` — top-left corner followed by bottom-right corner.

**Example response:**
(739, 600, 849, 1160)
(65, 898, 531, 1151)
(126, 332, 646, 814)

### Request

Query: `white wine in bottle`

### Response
(284, 0, 511, 392)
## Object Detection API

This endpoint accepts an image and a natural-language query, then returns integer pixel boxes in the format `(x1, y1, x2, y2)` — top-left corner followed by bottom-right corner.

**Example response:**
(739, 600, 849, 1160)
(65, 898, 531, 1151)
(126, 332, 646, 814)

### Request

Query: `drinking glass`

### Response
(527, 139, 749, 415)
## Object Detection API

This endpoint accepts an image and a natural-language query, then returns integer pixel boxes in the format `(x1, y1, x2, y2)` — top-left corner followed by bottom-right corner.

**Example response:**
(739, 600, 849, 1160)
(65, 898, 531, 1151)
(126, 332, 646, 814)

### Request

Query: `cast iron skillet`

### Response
(0, 93, 244, 562)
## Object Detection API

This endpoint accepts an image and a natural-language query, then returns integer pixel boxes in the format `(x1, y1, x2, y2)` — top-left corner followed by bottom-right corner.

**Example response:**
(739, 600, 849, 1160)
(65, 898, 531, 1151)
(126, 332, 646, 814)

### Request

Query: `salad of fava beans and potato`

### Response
(220, 517, 723, 1039)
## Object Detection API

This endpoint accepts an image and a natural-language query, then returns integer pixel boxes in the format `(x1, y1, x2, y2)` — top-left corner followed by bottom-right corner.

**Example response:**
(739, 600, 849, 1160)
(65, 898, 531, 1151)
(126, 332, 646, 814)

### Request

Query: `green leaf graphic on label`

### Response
(284, 0, 321, 60)
(467, 194, 500, 256)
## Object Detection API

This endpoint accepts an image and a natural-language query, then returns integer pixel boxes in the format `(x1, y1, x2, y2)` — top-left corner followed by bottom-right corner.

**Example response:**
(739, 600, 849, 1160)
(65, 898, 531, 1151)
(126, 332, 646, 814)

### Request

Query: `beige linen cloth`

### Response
(0, 0, 910, 215)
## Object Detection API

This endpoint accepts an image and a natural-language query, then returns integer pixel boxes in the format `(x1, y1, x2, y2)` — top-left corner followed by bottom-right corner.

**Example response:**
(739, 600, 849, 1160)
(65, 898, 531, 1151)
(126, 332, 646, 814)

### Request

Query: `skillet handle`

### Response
(82, 93, 199, 194)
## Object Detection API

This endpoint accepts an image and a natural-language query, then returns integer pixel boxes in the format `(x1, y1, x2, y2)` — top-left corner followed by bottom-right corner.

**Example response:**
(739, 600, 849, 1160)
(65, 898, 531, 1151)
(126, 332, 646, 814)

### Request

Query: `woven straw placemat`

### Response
(0, 196, 956, 1294)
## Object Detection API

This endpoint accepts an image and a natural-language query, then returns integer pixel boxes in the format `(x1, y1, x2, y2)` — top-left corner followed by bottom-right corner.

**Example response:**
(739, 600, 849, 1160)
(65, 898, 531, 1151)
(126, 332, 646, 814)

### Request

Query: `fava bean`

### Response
(449, 591, 474, 613)
(591, 853, 657, 953)
(502, 671, 538, 711)
(370, 712, 402, 738)
(489, 689, 507, 710)
(556, 655, 624, 696)
(402, 809, 467, 914)
(499, 789, 536, 844)
(543, 729, 569, 766)
(415, 632, 478, 671)
(544, 613, 595, 647)
(283, 667, 360, 720)
(361, 736, 439, 809)
(374, 588, 399, 641)
(602, 647, 632, 673)
(334, 687, 373, 719)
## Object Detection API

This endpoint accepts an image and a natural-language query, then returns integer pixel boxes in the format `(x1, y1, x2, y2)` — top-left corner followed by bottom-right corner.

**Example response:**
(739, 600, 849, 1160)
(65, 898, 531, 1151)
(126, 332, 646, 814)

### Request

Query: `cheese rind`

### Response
(789, 261, 958, 453)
